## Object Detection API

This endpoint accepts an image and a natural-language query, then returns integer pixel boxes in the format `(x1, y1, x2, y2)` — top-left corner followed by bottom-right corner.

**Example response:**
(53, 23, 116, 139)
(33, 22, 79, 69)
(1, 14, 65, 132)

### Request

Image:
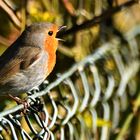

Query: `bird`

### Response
(0, 22, 64, 100)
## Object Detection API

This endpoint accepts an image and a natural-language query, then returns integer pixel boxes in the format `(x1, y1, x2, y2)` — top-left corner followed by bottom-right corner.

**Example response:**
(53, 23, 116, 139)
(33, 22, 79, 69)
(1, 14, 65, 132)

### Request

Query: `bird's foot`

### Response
(28, 96, 46, 121)
(8, 94, 30, 114)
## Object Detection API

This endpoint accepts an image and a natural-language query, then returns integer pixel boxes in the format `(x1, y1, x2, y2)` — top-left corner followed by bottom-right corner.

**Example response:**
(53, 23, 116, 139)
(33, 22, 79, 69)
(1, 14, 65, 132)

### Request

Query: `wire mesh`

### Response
(0, 27, 139, 139)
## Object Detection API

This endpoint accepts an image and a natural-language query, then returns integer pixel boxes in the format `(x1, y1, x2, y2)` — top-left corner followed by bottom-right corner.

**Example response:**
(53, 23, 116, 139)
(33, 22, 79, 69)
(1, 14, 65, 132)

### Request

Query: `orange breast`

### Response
(44, 24, 58, 76)
(46, 52, 56, 76)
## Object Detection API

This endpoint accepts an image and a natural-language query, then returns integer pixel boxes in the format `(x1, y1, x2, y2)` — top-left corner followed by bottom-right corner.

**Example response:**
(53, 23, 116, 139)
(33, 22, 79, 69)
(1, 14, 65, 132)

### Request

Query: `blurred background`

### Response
(0, 0, 140, 140)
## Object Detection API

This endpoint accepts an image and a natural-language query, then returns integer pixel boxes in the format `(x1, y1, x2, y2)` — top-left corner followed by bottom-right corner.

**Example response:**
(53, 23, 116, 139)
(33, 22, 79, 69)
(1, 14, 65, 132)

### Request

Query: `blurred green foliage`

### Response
(0, 0, 140, 139)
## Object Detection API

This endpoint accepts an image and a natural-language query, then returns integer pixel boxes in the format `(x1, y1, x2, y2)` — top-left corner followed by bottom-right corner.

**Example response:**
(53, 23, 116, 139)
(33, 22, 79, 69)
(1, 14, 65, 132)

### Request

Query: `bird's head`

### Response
(20, 22, 65, 53)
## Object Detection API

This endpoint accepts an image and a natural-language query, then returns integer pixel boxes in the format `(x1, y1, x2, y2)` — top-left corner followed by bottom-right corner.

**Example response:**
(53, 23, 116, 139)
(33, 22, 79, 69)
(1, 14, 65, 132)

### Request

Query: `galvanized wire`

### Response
(0, 27, 140, 139)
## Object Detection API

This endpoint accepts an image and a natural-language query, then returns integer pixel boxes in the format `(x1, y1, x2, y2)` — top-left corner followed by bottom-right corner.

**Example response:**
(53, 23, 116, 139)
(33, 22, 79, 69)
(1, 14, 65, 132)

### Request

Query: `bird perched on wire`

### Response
(0, 22, 65, 100)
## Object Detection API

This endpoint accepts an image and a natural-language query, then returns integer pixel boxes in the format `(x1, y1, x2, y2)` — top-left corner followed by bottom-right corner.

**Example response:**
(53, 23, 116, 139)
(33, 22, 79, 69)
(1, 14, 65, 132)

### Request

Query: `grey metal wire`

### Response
(0, 26, 139, 139)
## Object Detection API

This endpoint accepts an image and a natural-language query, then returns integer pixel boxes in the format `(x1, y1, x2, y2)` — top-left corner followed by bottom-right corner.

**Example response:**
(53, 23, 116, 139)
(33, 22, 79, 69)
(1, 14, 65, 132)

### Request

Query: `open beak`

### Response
(56, 25, 67, 41)
(58, 25, 67, 32)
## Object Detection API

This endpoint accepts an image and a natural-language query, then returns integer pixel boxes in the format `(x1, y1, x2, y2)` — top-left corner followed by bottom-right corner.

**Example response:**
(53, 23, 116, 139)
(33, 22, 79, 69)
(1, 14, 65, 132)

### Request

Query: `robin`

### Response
(0, 22, 65, 100)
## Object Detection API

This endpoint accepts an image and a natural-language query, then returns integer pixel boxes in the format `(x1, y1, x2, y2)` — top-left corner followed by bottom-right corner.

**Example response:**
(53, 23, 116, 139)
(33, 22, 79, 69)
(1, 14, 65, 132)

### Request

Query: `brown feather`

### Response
(0, 47, 41, 84)
(17, 47, 41, 69)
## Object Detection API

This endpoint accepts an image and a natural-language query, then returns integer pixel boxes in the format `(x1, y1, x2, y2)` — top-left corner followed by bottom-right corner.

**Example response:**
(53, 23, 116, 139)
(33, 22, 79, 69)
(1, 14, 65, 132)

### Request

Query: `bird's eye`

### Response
(48, 31, 53, 36)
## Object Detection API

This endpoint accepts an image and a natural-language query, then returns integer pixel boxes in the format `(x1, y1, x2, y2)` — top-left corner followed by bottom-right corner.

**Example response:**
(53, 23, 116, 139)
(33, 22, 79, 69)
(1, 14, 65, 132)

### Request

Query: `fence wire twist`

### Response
(0, 27, 139, 140)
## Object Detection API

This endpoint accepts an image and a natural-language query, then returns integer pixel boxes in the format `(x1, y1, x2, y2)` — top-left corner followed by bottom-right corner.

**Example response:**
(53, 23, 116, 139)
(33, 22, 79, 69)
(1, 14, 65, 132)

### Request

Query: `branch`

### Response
(58, 0, 138, 37)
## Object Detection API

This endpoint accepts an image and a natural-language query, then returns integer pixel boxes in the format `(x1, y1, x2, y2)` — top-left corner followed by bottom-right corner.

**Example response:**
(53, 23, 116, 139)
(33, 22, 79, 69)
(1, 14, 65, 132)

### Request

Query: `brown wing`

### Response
(16, 47, 41, 69)
(0, 47, 41, 83)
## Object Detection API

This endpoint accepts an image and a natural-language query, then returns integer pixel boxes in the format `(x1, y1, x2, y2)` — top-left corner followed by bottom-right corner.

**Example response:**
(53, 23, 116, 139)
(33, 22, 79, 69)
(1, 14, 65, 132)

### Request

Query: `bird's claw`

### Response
(8, 94, 30, 114)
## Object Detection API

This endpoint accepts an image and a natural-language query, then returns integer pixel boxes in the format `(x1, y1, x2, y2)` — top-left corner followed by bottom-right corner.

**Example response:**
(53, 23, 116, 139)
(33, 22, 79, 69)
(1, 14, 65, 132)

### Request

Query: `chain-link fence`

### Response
(0, 24, 139, 139)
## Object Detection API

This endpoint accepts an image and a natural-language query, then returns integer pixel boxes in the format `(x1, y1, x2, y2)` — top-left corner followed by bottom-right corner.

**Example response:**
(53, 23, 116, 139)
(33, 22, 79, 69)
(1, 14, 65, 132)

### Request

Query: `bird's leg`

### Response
(8, 94, 30, 114)
(8, 94, 22, 103)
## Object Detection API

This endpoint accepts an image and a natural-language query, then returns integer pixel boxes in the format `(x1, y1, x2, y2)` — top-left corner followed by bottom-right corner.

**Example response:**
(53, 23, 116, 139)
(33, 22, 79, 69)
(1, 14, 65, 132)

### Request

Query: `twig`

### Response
(21, 0, 26, 32)
(116, 93, 140, 140)
(0, 0, 21, 29)
(0, 35, 11, 46)
(41, 0, 51, 11)
(58, 0, 138, 37)
(61, 0, 76, 16)
(116, 113, 134, 140)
